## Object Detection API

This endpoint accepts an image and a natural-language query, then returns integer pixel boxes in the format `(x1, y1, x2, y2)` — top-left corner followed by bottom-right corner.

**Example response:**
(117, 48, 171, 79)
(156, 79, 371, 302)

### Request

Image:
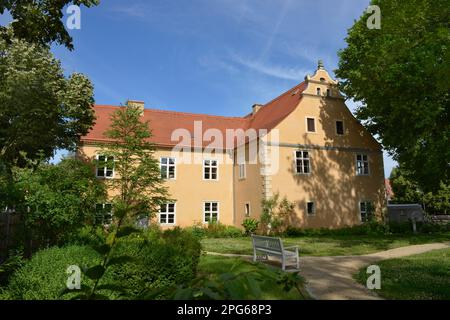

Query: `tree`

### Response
(99, 105, 171, 225)
(0, 38, 95, 168)
(67, 105, 171, 299)
(0, 0, 99, 50)
(390, 166, 450, 215)
(336, 0, 450, 192)
(13, 157, 107, 247)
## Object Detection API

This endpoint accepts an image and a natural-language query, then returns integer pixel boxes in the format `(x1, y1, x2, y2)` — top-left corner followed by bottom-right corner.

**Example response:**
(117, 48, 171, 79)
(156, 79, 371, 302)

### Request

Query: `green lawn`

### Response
(201, 233, 450, 257)
(355, 248, 450, 300)
(197, 255, 306, 300)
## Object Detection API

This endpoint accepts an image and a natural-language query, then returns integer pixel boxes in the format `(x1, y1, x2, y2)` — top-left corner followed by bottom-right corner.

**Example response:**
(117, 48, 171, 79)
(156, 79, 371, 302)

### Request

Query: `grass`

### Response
(197, 255, 306, 300)
(201, 232, 450, 256)
(355, 248, 450, 300)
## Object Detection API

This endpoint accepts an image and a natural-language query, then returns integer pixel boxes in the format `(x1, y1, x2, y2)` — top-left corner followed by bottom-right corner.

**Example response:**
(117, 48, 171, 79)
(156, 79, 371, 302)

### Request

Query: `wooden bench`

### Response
(251, 235, 299, 271)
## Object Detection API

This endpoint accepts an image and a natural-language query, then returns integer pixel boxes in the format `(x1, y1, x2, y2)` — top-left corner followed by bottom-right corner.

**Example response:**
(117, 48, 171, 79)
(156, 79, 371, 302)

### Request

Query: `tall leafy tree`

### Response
(336, 0, 450, 191)
(0, 38, 95, 168)
(99, 105, 171, 225)
(0, 0, 99, 50)
(70, 106, 171, 299)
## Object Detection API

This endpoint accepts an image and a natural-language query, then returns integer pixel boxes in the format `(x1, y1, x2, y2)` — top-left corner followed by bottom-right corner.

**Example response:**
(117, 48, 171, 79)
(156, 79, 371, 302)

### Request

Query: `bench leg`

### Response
(282, 257, 286, 271)
(296, 248, 300, 270)
(253, 248, 257, 263)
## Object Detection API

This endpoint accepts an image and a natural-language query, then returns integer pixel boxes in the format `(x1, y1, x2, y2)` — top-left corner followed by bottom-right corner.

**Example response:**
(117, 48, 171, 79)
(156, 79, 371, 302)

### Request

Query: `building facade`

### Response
(78, 63, 386, 229)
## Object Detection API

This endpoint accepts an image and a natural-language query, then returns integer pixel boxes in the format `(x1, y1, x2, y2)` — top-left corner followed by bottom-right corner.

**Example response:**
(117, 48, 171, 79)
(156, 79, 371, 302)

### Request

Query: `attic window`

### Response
(320, 77, 326, 82)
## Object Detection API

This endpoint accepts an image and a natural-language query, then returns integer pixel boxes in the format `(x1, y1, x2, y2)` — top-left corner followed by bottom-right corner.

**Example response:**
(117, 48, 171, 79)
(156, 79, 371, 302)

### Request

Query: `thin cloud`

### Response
(230, 53, 311, 81)
(110, 4, 148, 18)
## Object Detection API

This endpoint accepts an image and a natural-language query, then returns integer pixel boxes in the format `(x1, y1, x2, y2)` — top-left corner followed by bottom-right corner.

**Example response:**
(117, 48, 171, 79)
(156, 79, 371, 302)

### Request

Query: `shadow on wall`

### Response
(284, 98, 385, 229)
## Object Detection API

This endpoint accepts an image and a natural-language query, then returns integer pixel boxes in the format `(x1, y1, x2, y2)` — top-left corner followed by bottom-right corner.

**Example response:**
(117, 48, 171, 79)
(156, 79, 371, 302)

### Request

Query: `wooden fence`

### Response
(0, 213, 22, 259)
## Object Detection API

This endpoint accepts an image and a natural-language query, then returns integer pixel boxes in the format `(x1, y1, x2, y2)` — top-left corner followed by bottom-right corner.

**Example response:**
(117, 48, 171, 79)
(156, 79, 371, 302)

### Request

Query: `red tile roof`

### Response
(81, 81, 306, 148)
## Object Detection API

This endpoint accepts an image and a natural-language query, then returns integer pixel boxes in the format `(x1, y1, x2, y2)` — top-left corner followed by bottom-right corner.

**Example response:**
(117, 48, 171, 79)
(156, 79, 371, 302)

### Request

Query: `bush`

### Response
(185, 222, 243, 238)
(65, 225, 107, 247)
(0, 249, 25, 287)
(241, 218, 259, 236)
(110, 227, 201, 298)
(2, 245, 101, 300)
(284, 222, 391, 237)
(1, 228, 202, 300)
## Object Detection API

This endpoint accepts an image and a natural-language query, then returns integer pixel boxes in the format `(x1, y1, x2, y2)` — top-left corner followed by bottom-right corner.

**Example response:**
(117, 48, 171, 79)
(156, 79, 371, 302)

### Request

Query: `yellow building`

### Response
(78, 62, 386, 229)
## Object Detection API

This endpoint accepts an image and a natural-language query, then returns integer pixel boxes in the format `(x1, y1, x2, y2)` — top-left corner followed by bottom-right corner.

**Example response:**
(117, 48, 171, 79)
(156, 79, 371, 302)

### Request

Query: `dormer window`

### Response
(316, 88, 321, 96)
(320, 77, 326, 82)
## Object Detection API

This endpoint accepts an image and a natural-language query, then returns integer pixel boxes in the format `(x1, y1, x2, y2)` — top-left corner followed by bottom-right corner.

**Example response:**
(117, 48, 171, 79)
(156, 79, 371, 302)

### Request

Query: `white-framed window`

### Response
(336, 120, 344, 135)
(159, 203, 176, 225)
(203, 201, 219, 223)
(359, 201, 373, 223)
(245, 203, 251, 217)
(306, 117, 316, 133)
(238, 163, 246, 180)
(326, 89, 331, 97)
(316, 88, 321, 96)
(160, 157, 176, 180)
(306, 202, 315, 216)
(356, 154, 370, 175)
(96, 155, 114, 178)
(95, 203, 113, 225)
(295, 150, 311, 174)
(203, 159, 218, 180)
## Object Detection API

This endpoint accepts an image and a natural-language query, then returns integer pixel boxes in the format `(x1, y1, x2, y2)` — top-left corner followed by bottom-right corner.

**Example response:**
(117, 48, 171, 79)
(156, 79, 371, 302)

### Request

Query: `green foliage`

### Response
(0, 248, 25, 286)
(0, 0, 99, 50)
(285, 220, 449, 237)
(284, 223, 389, 237)
(65, 225, 108, 247)
(2, 245, 102, 300)
(12, 158, 107, 247)
(390, 166, 450, 215)
(0, 38, 95, 167)
(336, 0, 450, 191)
(185, 222, 243, 239)
(241, 218, 259, 236)
(99, 104, 170, 223)
(2, 228, 202, 300)
(261, 193, 296, 235)
(69, 105, 173, 300)
(113, 228, 202, 298)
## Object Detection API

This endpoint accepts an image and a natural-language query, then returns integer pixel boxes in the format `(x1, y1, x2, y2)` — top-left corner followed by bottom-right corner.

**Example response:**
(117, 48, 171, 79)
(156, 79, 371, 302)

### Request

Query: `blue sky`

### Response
(1, 0, 397, 176)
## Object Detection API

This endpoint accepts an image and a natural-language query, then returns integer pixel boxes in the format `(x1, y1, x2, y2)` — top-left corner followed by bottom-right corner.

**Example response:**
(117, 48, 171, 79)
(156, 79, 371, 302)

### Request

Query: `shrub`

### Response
(185, 222, 243, 238)
(260, 193, 296, 235)
(284, 222, 391, 237)
(241, 218, 259, 236)
(2, 228, 202, 300)
(3, 245, 101, 300)
(0, 249, 25, 287)
(65, 225, 107, 247)
(110, 227, 201, 298)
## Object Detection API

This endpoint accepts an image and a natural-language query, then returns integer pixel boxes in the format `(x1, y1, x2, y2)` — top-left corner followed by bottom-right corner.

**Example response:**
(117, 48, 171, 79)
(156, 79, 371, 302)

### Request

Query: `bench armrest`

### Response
(284, 245, 299, 250)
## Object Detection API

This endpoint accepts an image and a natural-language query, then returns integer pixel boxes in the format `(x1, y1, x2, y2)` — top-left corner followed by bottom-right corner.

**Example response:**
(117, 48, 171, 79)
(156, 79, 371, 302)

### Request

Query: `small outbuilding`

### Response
(387, 204, 425, 223)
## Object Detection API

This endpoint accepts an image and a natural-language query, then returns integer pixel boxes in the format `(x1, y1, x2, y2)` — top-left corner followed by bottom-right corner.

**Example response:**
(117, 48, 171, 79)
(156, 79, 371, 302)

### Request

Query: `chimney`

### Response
(252, 104, 263, 115)
(126, 100, 145, 115)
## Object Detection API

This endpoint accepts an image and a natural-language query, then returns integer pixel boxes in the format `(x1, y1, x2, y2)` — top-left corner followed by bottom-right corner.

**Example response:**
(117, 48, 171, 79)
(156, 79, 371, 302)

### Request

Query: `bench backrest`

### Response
(251, 235, 283, 253)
